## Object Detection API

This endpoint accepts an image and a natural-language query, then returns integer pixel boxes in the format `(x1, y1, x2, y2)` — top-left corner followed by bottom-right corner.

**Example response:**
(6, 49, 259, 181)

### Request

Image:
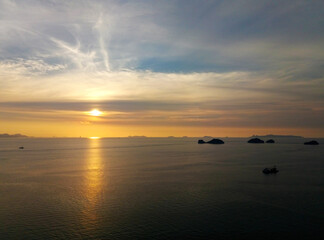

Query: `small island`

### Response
(263, 166, 279, 174)
(248, 138, 264, 143)
(266, 139, 275, 143)
(304, 140, 319, 145)
(198, 138, 224, 144)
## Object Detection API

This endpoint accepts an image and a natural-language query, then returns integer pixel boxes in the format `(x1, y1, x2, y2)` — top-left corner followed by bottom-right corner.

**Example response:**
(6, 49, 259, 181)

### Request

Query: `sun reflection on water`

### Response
(82, 137, 104, 227)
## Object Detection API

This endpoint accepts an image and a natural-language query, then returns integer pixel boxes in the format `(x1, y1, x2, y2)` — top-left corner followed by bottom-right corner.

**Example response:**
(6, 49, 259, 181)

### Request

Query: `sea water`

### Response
(0, 138, 323, 239)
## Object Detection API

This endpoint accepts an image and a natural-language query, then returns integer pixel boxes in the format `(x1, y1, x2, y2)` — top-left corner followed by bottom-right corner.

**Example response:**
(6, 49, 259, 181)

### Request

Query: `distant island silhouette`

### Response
(250, 134, 304, 138)
(198, 138, 224, 144)
(248, 138, 264, 143)
(128, 136, 147, 138)
(304, 140, 319, 145)
(0, 133, 28, 138)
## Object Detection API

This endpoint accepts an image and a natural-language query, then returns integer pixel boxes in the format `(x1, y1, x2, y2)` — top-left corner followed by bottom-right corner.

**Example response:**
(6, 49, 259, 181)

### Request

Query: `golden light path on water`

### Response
(81, 137, 104, 229)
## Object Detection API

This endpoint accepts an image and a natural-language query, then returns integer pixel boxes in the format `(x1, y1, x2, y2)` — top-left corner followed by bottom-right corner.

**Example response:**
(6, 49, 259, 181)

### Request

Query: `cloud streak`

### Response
(1, 97, 323, 129)
(95, 13, 111, 71)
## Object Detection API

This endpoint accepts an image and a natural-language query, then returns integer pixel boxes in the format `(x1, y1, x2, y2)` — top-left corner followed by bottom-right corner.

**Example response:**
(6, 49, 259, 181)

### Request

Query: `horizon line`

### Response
(2, 136, 324, 139)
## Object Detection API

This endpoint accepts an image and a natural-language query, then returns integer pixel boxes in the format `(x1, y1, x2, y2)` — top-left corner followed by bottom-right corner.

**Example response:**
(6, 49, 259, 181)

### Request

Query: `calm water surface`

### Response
(0, 138, 323, 239)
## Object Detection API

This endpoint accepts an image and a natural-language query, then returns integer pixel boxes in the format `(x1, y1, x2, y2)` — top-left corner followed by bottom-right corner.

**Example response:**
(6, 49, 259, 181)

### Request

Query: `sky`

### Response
(0, 0, 323, 137)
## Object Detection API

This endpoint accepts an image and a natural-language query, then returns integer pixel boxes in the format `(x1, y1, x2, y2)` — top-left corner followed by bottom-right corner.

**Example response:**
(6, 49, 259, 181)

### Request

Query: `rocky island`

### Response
(304, 140, 319, 145)
(198, 138, 224, 144)
(247, 138, 264, 143)
(263, 166, 279, 174)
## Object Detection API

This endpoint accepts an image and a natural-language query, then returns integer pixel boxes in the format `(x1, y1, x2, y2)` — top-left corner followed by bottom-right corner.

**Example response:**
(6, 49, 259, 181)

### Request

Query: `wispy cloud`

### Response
(0, 58, 65, 76)
(94, 13, 111, 71)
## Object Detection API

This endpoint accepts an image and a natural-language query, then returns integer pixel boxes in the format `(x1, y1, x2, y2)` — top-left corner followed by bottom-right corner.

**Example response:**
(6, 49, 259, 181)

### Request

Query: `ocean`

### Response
(0, 137, 323, 239)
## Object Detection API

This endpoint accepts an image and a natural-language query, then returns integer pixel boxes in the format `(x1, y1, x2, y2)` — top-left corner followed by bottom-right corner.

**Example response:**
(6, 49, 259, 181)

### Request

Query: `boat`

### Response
(19, 146, 24, 149)
(263, 166, 278, 174)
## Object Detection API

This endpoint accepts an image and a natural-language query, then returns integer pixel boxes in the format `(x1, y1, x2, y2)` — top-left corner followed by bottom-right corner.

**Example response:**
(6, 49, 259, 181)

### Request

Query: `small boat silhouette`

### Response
(263, 166, 279, 174)
(19, 146, 24, 149)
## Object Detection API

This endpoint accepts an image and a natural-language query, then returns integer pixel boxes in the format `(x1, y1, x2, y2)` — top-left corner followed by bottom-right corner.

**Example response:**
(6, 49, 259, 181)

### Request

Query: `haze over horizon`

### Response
(1, 0, 323, 137)
(0, 133, 315, 139)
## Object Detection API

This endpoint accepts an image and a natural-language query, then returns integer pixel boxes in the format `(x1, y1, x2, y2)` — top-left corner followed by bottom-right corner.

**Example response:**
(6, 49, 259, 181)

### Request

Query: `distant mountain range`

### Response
(127, 135, 147, 138)
(0, 133, 307, 139)
(249, 134, 304, 138)
(0, 133, 28, 138)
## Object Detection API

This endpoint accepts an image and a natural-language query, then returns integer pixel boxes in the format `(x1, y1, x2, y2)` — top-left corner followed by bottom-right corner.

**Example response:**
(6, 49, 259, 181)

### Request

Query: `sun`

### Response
(88, 109, 103, 116)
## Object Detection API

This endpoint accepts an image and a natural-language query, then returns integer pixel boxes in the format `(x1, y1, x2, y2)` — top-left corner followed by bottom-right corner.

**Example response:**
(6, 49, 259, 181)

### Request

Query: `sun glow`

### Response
(89, 136, 100, 139)
(88, 109, 103, 117)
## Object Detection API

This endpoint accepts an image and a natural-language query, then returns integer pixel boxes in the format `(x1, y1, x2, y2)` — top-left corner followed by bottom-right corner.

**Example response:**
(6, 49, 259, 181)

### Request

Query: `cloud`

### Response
(1, 0, 323, 74)
(1, 95, 323, 129)
(0, 58, 65, 76)
(94, 13, 111, 71)
(0, 0, 323, 134)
